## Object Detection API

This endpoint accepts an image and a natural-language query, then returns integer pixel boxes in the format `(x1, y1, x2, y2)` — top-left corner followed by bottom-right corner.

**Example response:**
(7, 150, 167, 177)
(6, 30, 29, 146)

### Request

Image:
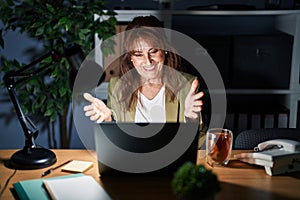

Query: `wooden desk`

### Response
(1, 149, 300, 200)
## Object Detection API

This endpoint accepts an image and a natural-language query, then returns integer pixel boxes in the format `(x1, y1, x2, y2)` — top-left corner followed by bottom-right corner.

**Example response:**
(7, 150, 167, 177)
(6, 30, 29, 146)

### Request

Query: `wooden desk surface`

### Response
(0, 149, 300, 200)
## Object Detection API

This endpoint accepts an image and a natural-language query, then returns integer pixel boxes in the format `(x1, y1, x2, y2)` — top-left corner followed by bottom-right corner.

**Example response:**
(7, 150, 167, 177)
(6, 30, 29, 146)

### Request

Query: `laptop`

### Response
(93, 122, 200, 176)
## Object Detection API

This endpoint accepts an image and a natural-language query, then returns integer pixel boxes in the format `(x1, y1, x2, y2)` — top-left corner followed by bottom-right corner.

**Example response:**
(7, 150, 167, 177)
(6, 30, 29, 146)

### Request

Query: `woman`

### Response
(83, 16, 206, 142)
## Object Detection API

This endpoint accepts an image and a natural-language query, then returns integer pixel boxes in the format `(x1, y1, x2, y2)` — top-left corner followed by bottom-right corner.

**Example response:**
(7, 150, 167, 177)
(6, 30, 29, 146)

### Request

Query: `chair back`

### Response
(234, 128, 300, 150)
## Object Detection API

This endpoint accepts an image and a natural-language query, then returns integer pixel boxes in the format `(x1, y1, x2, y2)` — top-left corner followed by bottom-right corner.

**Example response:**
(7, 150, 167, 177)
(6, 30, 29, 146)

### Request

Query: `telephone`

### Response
(254, 139, 300, 152)
(235, 139, 300, 176)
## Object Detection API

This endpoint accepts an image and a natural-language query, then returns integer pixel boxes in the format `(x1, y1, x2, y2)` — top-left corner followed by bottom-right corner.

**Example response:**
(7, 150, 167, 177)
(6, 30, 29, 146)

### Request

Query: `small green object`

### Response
(172, 162, 221, 199)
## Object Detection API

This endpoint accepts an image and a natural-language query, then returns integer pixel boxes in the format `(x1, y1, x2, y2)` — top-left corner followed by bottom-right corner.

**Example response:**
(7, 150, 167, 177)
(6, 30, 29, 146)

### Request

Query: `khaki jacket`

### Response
(106, 72, 207, 147)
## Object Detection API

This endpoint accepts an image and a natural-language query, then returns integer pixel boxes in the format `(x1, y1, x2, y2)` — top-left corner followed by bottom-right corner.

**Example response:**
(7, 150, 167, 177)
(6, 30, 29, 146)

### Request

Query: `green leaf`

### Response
(57, 17, 68, 26)
(56, 101, 63, 111)
(35, 26, 44, 36)
(29, 79, 39, 87)
(26, 83, 32, 92)
(50, 113, 57, 122)
(80, 29, 91, 34)
(65, 20, 72, 32)
(36, 95, 47, 107)
(22, 106, 29, 115)
(59, 87, 67, 96)
(47, 101, 53, 109)
(79, 32, 85, 40)
(108, 17, 117, 26)
(44, 109, 53, 117)
(31, 22, 42, 28)
(51, 90, 57, 99)
(50, 68, 58, 78)
(33, 85, 41, 95)
(46, 3, 55, 13)
(57, 17, 72, 32)
(62, 58, 69, 70)
(53, 23, 61, 30)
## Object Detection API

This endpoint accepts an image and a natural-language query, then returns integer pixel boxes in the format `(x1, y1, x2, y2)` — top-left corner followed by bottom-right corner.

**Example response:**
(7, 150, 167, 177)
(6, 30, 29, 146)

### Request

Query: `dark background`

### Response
(0, 0, 299, 149)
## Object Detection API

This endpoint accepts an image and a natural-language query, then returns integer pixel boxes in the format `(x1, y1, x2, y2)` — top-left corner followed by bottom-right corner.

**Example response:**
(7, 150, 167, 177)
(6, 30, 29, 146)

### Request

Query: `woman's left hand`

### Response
(184, 79, 204, 119)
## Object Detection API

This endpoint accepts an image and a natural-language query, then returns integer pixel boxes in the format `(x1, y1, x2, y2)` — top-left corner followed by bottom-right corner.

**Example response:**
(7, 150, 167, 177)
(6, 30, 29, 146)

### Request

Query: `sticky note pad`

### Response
(61, 160, 94, 173)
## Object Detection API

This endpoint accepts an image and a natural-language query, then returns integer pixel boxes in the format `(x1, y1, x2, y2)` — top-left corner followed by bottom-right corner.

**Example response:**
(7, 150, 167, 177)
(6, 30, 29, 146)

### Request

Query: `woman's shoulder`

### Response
(178, 71, 196, 83)
(108, 76, 120, 87)
(109, 76, 119, 82)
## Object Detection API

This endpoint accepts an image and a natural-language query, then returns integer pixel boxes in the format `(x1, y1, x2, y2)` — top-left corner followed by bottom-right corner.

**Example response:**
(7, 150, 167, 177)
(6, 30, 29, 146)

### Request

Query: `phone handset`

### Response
(254, 139, 300, 152)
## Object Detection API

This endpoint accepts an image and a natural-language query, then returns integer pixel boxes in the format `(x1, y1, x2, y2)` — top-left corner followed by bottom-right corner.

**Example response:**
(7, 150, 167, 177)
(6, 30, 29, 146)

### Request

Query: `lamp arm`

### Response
(2, 45, 85, 169)
(4, 82, 38, 150)
(3, 50, 61, 151)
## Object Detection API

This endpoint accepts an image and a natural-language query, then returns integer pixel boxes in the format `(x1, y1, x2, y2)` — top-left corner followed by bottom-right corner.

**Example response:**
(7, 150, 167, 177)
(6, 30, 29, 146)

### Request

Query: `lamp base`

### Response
(8, 148, 57, 169)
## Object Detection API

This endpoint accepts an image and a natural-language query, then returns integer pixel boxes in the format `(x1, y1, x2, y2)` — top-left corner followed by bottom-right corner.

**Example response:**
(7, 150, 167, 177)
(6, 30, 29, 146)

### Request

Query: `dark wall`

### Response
(0, 0, 298, 149)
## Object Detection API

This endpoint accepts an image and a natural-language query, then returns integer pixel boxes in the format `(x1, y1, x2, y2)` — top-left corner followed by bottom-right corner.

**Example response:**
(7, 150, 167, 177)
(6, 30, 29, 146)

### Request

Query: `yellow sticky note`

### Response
(61, 160, 93, 173)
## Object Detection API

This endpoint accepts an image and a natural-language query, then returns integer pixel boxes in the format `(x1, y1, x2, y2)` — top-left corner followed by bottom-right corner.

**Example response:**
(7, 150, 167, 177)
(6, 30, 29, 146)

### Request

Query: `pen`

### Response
(41, 160, 72, 177)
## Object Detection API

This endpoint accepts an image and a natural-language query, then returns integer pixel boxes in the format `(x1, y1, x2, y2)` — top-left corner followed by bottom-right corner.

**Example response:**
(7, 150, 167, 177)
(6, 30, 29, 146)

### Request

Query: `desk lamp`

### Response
(3, 44, 85, 169)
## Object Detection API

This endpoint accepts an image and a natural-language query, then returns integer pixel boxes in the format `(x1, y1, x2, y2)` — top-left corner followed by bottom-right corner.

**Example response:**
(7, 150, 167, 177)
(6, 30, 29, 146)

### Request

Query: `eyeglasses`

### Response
(131, 48, 163, 60)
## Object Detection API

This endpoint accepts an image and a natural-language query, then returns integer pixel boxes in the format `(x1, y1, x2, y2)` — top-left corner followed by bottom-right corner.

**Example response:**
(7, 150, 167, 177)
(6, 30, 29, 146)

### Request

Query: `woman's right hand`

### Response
(83, 93, 112, 123)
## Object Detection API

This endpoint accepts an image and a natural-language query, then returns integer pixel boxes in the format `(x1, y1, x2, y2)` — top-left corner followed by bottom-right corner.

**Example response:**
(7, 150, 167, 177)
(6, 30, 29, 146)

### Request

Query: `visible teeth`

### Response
(144, 65, 155, 71)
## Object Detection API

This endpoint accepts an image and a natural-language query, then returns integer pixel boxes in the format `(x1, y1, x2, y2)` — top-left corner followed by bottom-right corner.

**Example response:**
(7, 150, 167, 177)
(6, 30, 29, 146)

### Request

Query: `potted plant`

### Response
(0, 0, 116, 148)
(171, 162, 221, 200)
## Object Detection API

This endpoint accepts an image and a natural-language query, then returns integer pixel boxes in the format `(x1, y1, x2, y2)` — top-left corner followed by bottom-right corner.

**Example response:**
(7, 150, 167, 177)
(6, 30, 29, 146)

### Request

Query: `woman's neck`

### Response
(139, 78, 164, 100)
(140, 77, 162, 86)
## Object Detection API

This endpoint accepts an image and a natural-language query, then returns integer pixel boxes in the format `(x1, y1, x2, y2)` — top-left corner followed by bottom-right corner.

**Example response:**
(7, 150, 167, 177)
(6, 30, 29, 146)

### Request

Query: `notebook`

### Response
(43, 175, 111, 200)
(13, 174, 84, 200)
(93, 122, 200, 175)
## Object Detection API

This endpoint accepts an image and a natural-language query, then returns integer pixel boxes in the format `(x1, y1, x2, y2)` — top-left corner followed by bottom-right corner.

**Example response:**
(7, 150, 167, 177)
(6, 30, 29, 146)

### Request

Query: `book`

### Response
(61, 160, 94, 173)
(43, 175, 111, 200)
(13, 173, 83, 200)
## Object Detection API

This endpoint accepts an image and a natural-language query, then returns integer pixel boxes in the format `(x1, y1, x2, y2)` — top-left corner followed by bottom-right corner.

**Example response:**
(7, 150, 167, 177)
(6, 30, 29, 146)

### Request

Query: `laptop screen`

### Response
(94, 122, 200, 175)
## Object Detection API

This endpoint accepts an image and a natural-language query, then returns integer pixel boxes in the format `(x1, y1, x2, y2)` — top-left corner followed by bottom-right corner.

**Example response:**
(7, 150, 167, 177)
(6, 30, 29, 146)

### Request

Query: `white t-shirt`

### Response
(135, 85, 166, 123)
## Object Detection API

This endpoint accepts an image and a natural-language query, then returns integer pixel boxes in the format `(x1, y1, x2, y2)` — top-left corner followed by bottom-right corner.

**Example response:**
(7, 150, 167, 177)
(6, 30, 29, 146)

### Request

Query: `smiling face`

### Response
(130, 38, 165, 83)
(118, 27, 181, 110)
